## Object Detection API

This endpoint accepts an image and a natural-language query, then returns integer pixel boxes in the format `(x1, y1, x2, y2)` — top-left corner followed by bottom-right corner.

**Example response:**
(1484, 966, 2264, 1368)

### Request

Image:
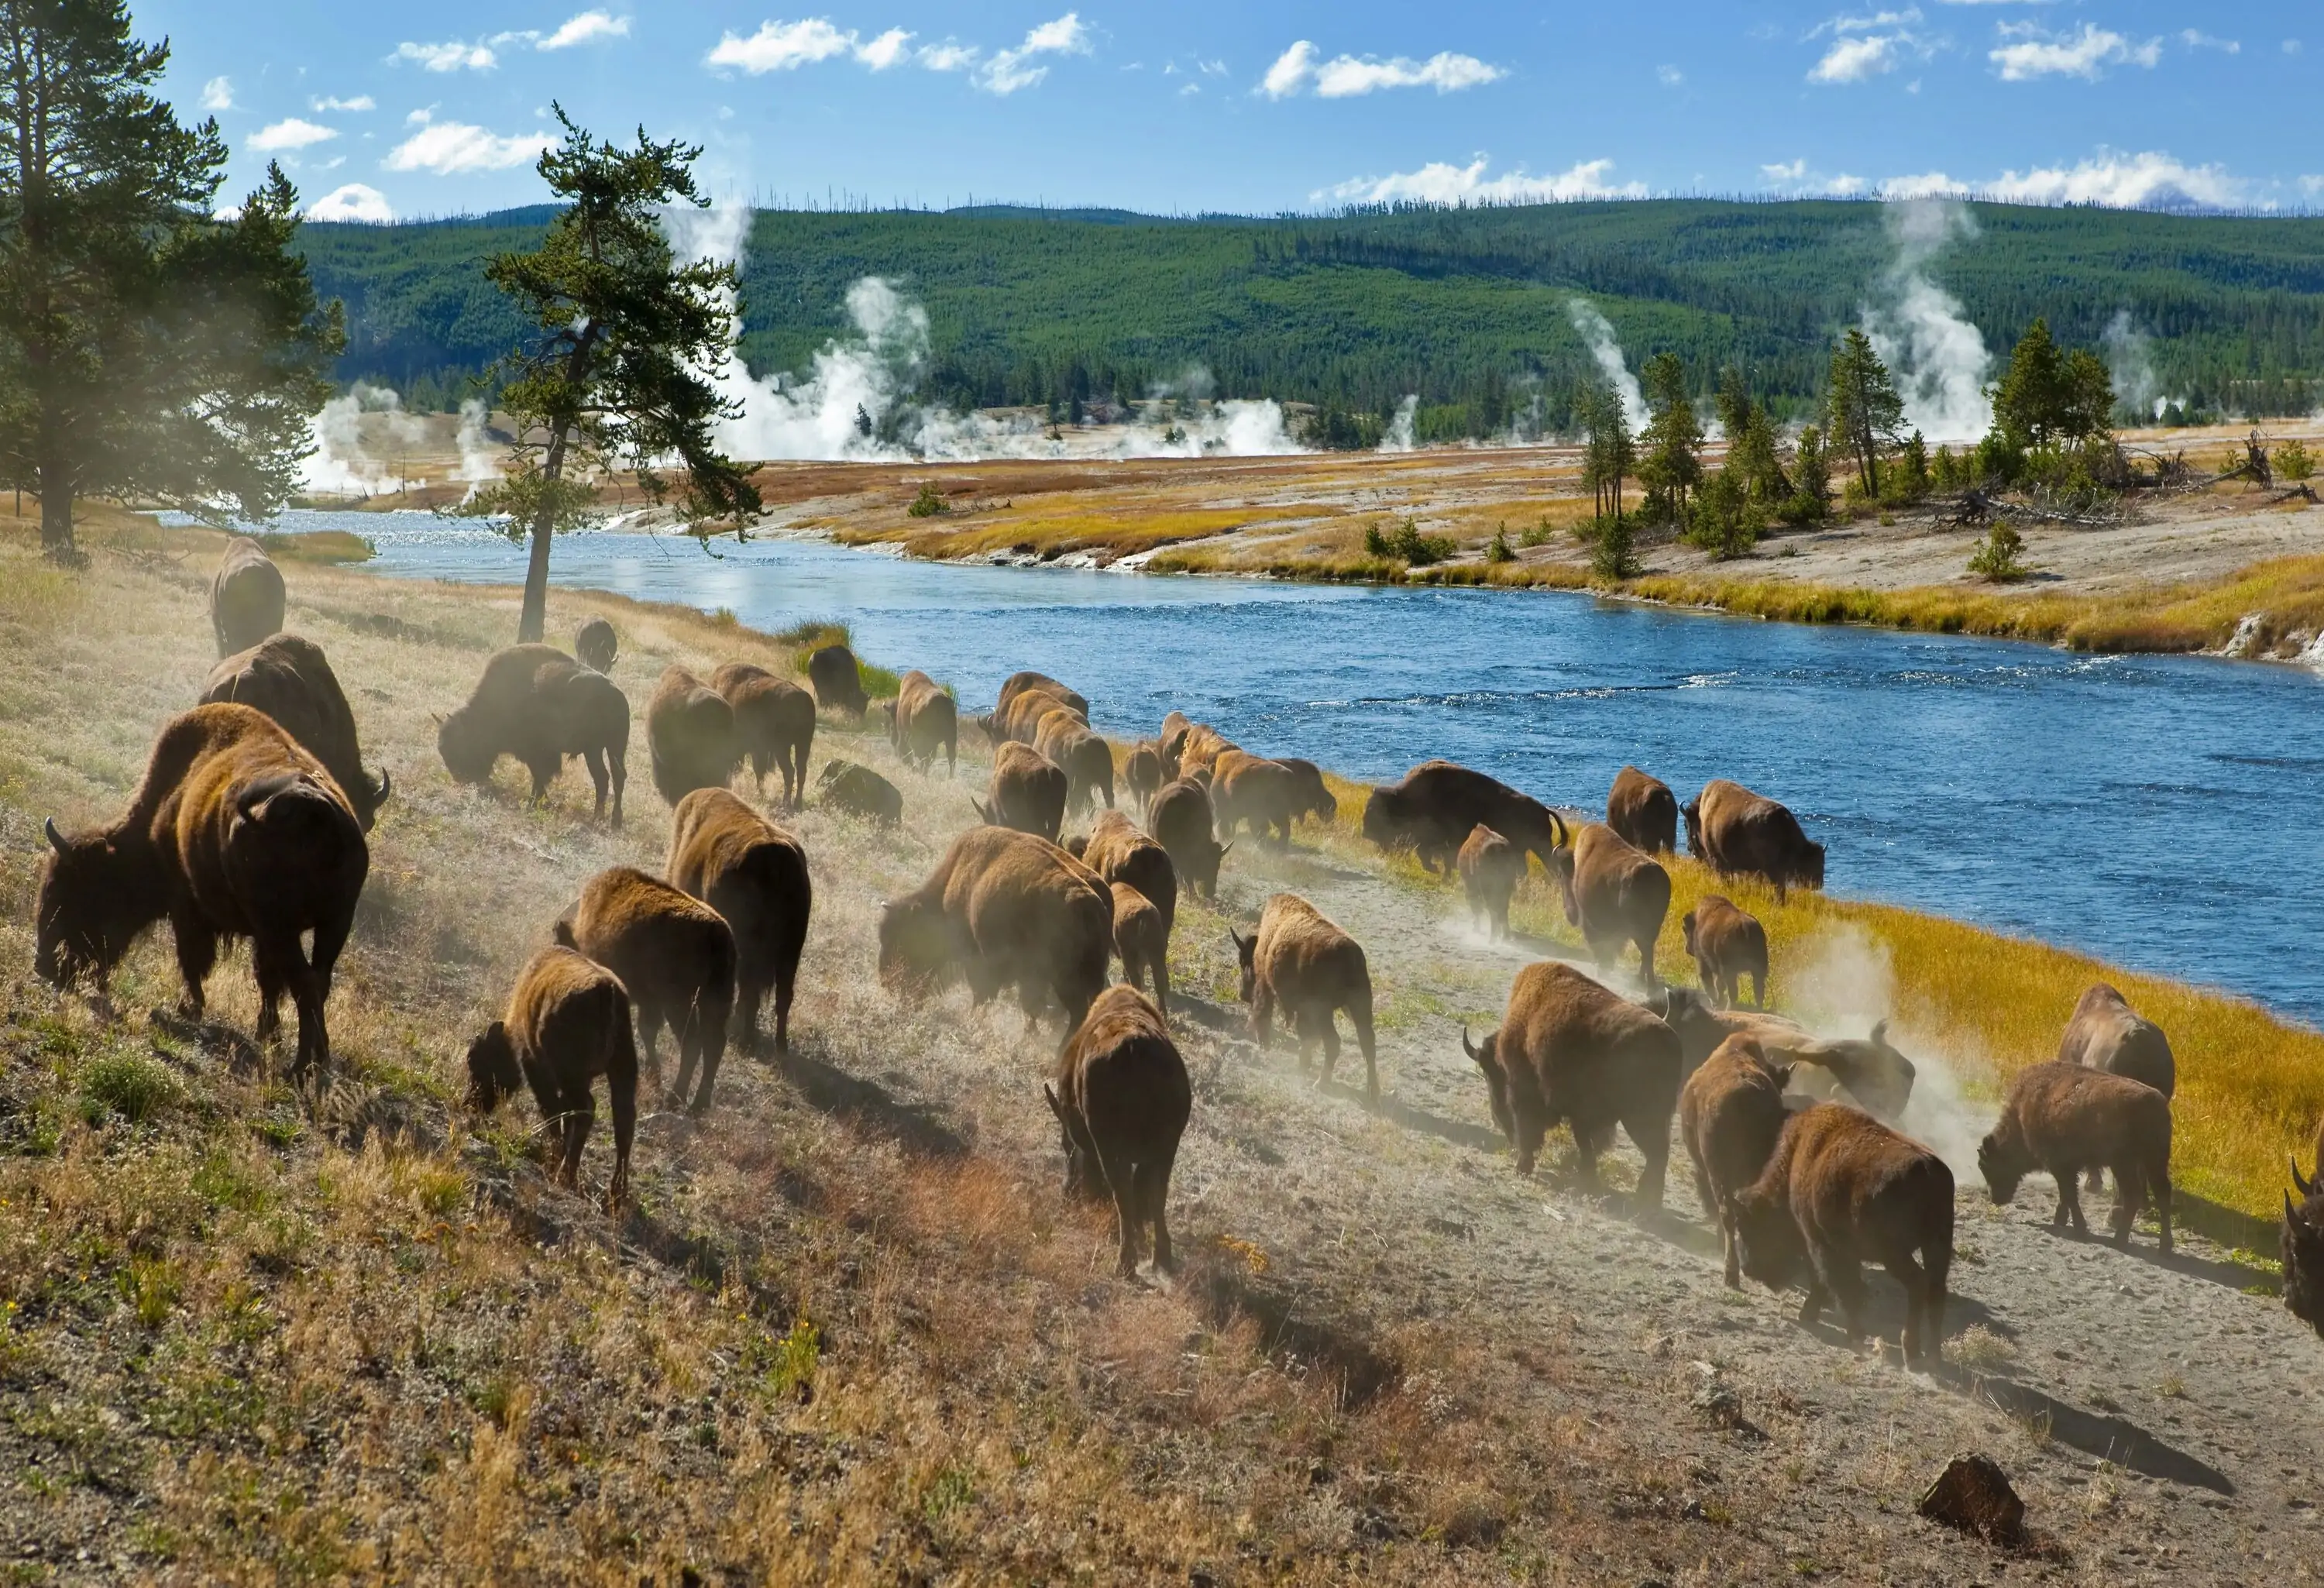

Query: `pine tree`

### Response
(1576, 380, 1633, 525)
(1636, 351, 1702, 525)
(1825, 328, 1906, 499)
(1990, 316, 2116, 455)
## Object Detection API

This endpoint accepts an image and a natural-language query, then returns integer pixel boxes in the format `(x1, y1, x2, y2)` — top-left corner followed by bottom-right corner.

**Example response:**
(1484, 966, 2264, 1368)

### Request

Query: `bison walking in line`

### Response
(712, 662, 815, 809)
(879, 826, 1113, 1029)
(1606, 765, 1677, 855)
(646, 665, 740, 806)
(1456, 823, 1522, 939)
(1680, 1034, 1793, 1286)
(1212, 749, 1303, 848)
(976, 741, 1068, 841)
(201, 634, 390, 831)
(1037, 713, 1115, 814)
(667, 789, 813, 1054)
(1074, 809, 1177, 945)
(1000, 671, 1088, 720)
(1047, 985, 1191, 1277)
(465, 945, 638, 1210)
(210, 538, 286, 657)
(1363, 760, 1563, 875)
(1109, 882, 1171, 1021)
(556, 866, 737, 1115)
(889, 669, 959, 775)
(1978, 1060, 2173, 1254)
(1147, 777, 1226, 899)
(438, 644, 630, 824)
(1547, 819, 1671, 988)
(1682, 779, 1824, 901)
(1681, 894, 1768, 1009)
(1123, 743, 1164, 812)
(1232, 894, 1380, 1102)
(806, 643, 869, 719)
(573, 616, 619, 673)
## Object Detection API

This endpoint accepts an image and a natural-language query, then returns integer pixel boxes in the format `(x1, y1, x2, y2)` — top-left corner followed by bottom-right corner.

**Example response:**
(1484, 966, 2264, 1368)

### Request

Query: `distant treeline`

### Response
(297, 199, 2324, 436)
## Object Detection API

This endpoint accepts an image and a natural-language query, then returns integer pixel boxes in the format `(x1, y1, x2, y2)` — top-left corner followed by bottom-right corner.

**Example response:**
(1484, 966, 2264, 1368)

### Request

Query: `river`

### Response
(311, 510, 2323, 1023)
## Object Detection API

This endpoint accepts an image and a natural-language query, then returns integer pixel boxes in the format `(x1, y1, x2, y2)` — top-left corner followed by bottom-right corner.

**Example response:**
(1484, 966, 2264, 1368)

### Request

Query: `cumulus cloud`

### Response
(384, 119, 555, 174)
(1260, 38, 1501, 98)
(857, 27, 913, 68)
(919, 40, 977, 71)
(1762, 158, 1808, 181)
(703, 15, 1074, 86)
(311, 95, 375, 112)
(249, 117, 339, 152)
(1983, 150, 2245, 209)
(1807, 7, 1934, 83)
(199, 76, 233, 111)
(2179, 29, 2238, 53)
(395, 39, 497, 71)
(706, 18, 855, 71)
(975, 12, 1089, 95)
(308, 184, 394, 222)
(1260, 40, 1316, 98)
(1318, 155, 1645, 205)
(1878, 170, 1967, 198)
(1762, 158, 1869, 195)
(1989, 22, 2160, 81)
(538, 10, 629, 49)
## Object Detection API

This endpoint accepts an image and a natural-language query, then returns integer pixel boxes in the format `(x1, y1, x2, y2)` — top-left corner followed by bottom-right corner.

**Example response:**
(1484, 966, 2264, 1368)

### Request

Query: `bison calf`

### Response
(668, 789, 812, 1054)
(466, 946, 638, 1209)
(1681, 894, 1768, 1009)
(1110, 882, 1171, 1022)
(1977, 1060, 2172, 1254)
(1680, 1034, 1793, 1286)
(1456, 823, 1522, 939)
(1233, 894, 1379, 1102)
(1123, 743, 1164, 812)
(555, 867, 737, 1114)
(1047, 985, 1191, 1277)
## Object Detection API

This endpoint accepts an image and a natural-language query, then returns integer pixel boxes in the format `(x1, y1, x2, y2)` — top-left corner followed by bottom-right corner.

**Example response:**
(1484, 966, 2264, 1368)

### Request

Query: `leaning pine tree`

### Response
(463, 108, 761, 644)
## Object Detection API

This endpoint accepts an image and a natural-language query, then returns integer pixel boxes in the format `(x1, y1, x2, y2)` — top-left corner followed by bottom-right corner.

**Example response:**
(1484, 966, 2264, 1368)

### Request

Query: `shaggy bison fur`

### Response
(976, 741, 1068, 841)
(1233, 894, 1379, 1102)
(1606, 765, 1678, 855)
(667, 789, 812, 1054)
(1547, 820, 1671, 988)
(1978, 1060, 2173, 1253)
(466, 945, 638, 1208)
(1047, 985, 1191, 1276)
(201, 634, 390, 830)
(438, 644, 630, 824)
(1363, 760, 1563, 875)
(555, 866, 737, 1114)
(712, 662, 815, 809)
(1683, 779, 1825, 901)
(1682, 894, 1769, 1009)
(210, 538, 286, 657)
(879, 826, 1113, 1029)
(1456, 823, 1522, 939)
(1680, 1034, 1794, 1286)
(573, 616, 618, 673)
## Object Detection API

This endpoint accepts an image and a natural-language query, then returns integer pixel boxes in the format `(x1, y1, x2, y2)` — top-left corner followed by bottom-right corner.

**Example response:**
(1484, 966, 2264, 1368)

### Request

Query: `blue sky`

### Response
(143, 1, 2322, 222)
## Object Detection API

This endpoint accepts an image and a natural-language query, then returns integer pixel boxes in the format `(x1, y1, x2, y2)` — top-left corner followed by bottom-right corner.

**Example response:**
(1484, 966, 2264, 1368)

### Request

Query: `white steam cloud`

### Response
(302, 383, 428, 496)
(1861, 199, 1992, 442)
(454, 399, 501, 494)
(1377, 395, 1418, 453)
(1565, 298, 1648, 432)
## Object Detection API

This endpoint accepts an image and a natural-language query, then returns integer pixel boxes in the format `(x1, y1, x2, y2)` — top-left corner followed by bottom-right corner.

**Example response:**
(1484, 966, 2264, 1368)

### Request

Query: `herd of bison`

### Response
(28, 538, 2324, 1357)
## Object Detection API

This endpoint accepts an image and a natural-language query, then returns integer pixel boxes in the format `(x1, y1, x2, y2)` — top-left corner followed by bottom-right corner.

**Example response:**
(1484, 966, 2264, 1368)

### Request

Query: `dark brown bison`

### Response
(1683, 779, 1825, 901)
(1728, 1103, 1952, 1368)
(1461, 961, 1679, 1205)
(889, 670, 958, 775)
(1000, 670, 1088, 720)
(465, 945, 638, 1209)
(1978, 1061, 2172, 1254)
(668, 789, 812, 1054)
(646, 665, 739, 806)
(1148, 778, 1226, 899)
(1276, 758, 1338, 827)
(1606, 765, 1678, 855)
(712, 662, 815, 809)
(1682, 894, 1769, 1009)
(816, 759, 902, 825)
(1680, 1034, 1794, 1285)
(1212, 749, 1304, 848)
(1109, 882, 1170, 1020)
(1037, 717, 1115, 814)
(2284, 1125, 2324, 1337)
(1123, 742, 1164, 811)
(880, 826, 1113, 1027)
(438, 644, 630, 824)
(573, 616, 618, 673)
(2057, 983, 2174, 1099)
(210, 537, 286, 657)
(806, 643, 868, 718)
(1046, 985, 1190, 1276)
(1363, 760, 1563, 875)
(37, 704, 368, 1077)
(1456, 823, 1522, 939)
(201, 634, 390, 830)
(1233, 893, 1379, 1102)
(555, 866, 737, 1114)
(1074, 808, 1177, 944)
(1546, 820, 1671, 988)
(975, 741, 1067, 841)
(1158, 710, 1194, 764)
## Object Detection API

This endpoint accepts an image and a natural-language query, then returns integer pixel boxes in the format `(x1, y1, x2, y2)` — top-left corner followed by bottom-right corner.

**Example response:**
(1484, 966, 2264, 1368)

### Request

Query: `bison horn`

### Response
(2295, 1156, 2315, 1199)
(1869, 1018, 1889, 1047)
(1043, 1082, 1065, 1122)
(370, 767, 392, 806)
(44, 816, 66, 854)
(1549, 812, 1568, 850)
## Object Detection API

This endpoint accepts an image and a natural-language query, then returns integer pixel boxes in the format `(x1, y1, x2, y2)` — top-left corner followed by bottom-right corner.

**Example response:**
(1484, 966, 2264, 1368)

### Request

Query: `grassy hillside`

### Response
(298, 201, 2324, 433)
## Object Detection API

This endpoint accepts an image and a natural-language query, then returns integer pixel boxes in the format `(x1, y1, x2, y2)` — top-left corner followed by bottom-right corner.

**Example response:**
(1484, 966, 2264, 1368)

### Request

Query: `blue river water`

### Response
(314, 510, 2322, 1022)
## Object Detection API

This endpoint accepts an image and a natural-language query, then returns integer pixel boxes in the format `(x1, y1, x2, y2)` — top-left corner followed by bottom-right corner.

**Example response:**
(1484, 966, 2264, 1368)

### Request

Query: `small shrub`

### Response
(1363, 518, 1455, 567)
(906, 482, 949, 517)
(116, 1256, 181, 1329)
(1582, 515, 1640, 580)
(2279, 439, 2315, 482)
(1966, 522, 2030, 583)
(751, 1316, 820, 1403)
(78, 1051, 178, 1125)
(1518, 515, 1556, 548)
(1484, 525, 1515, 564)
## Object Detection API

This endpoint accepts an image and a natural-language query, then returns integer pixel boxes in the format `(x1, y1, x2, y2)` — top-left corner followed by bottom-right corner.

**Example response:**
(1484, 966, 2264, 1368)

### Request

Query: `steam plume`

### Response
(2101, 310, 2176, 421)
(1861, 200, 1992, 442)
(302, 382, 428, 496)
(1565, 299, 1648, 432)
(1377, 395, 1418, 453)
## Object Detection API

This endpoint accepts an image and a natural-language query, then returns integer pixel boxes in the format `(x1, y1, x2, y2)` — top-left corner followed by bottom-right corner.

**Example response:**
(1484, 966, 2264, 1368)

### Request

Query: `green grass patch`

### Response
(77, 1050, 180, 1125)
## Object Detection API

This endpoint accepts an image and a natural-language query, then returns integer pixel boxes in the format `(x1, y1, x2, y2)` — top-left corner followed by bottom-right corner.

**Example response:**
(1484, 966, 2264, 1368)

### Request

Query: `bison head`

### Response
(1188, 837, 1228, 896)
(1460, 1026, 1517, 1149)
(877, 896, 954, 995)
(1043, 1084, 1106, 1202)
(1680, 798, 1703, 858)
(35, 819, 160, 990)
(2284, 1169, 2324, 1337)
(464, 1021, 523, 1113)
(1229, 928, 1259, 1004)
(1725, 1184, 1806, 1292)
(1975, 1126, 2031, 1206)
(436, 706, 497, 785)
(1360, 786, 1405, 851)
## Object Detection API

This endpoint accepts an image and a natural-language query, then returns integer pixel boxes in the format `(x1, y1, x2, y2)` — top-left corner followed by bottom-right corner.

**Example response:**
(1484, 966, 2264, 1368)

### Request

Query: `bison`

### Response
(1456, 823, 1522, 939)
(1109, 882, 1170, 1020)
(806, 643, 868, 718)
(646, 665, 740, 806)
(1000, 670, 1088, 720)
(2057, 983, 2174, 1100)
(1277, 758, 1338, 828)
(2284, 1127, 2324, 1337)
(1074, 808, 1177, 944)
(1037, 716, 1115, 814)
(1682, 779, 1825, 901)
(879, 826, 1112, 1028)
(1233, 894, 1379, 1102)
(201, 634, 390, 831)
(712, 662, 815, 809)
(816, 759, 902, 825)
(1728, 1103, 1952, 1368)
(975, 741, 1068, 841)
(1681, 894, 1768, 1009)
(1148, 777, 1226, 899)
(438, 644, 630, 825)
(1977, 1061, 2173, 1254)
(555, 866, 737, 1114)
(1545, 820, 1671, 988)
(1123, 743, 1164, 812)
(210, 537, 286, 657)
(465, 945, 638, 1209)
(1679, 1034, 1794, 1285)
(1363, 760, 1563, 875)
(1606, 765, 1677, 855)
(573, 616, 618, 673)
(1174, 722, 1236, 779)
(1212, 749, 1305, 848)
(982, 686, 1080, 747)
(889, 670, 959, 775)
(667, 789, 812, 1054)
(1652, 988, 1915, 1120)
(37, 703, 368, 1078)
(1046, 985, 1190, 1276)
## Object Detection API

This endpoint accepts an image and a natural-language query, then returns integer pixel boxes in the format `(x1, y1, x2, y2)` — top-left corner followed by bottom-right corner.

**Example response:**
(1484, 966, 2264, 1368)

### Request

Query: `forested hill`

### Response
(297, 200, 2324, 437)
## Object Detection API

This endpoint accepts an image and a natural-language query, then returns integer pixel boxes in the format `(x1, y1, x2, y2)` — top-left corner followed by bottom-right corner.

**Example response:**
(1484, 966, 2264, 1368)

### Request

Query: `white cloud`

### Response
(1989, 22, 2160, 81)
(312, 95, 376, 112)
(1762, 158, 1870, 195)
(857, 27, 913, 68)
(2179, 29, 2238, 53)
(539, 11, 629, 49)
(1877, 170, 1966, 198)
(706, 18, 854, 72)
(2301, 175, 2324, 196)
(395, 40, 497, 71)
(975, 12, 1089, 95)
(919, 40, 977, 71)
(2285, 39, 2303, 54)
(1762, 158, 1808, 181)
(1261, 40, 1316, 98)
(308, 183, 394, 222)
(1810, 33, 1907, 82)
(1198, 58, 1229, 77)
(1656, 64, 1684, 86)
(249, 117, 339, 152)
(1260, 38, 1501, 98)
(1827, 174, 1868, 195)
(1983, 150, 2246, 209)
(1319, 155, 1645, 205)
(384, 119, 554, 174)
(200, 76, 234, 112)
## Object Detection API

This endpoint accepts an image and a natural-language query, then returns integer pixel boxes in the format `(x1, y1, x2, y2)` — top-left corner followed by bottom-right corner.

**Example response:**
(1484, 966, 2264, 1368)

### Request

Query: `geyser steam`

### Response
(1862, 200, 1992, 442)
(1565, 298, 1649, 433)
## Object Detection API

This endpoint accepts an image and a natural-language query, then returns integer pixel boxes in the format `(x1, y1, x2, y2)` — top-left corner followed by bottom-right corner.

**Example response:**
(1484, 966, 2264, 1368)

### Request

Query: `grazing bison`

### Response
(1977, 1061, 2173, 1254)
(465, 945, 638, 1209)
(646, 665, 739, 806)
(438, 644, 630, 825)
(1038, 717, 1115, 814)
(2057, 983, 2175, 1099)
(1682, 894, 1769, 1009)
(806, 643, 868, 718)
(1000, 670, 1089, 721)
(1546, 820, 1671, 988)
(816, 759, 902, 825)
(1074, 808, 1177, 944)
(1123, 743, 1164, 812)
(555, 866, 737, 1114)
(201, 634, 390, 831)
(879, 826, 1112, 1028)
(667, 789, 812, 1054)
(1680, 1034, 1794, 1285)
(1232, 894, 1379, 1102)
(889, 670, 959, 775)
(2285, 1129, 2324, 1337)
(210, 537, 286, 657)
(1046, 985, 1190, 1276)
(573, 616, 618, 673)
(1363, 760, 1563, 875)
(1277, 758, 1338, 827)
(1109, 882, 1170, 1020)
(37, 703, 367, 1078)
(1728, 1103, 1953, 1368)
(1148, 778, 1226, 899)
(1212, 749, 1302, 848)
(1457, 823, 1522, 939)
(712, 662, 815, 809)
(975, 741, 1067, 841)
(1606, 765, 1678, 855)
(1683, 779, 1825, 901)
(1462, 961, 1679, 1205)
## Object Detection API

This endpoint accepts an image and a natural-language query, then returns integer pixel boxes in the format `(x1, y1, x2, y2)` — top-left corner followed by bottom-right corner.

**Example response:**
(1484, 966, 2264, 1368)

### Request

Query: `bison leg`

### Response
(2150, 1158, 2173, 1256)
(733, 971, 769, 1057)
(1795, 1277, 1831, 1330)
(606, 1057, 636, 1214)
(606, 746, 627, 828)
(1882, 1250, 1934, 1366)
(1249, 982, 1275, 1051)
(682, 1010, 728, 1116)
(1148, 957, 1170, 1025)
(2052, 1163, 2090, 1236)
(1348, 1000, 1379, 1105)
(1312, 1009, 1341, 1087)
(559, 1085, 596, 1187)
(2109, 1158, 2147, 1247)
(1625, 1121, 1669, 1212)
(1141, 1144, 1179, 1275)
(170, 916, 219, 1019)
(1095, 1141, 1143, 1277)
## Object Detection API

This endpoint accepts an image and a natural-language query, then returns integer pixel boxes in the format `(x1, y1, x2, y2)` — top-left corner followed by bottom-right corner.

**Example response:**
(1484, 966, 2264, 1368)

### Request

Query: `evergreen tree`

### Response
(1825, 328, 1906, 498)
(1576, 380, 1633, 524)
(1636, 350, 1702, 524)
(1991, 317, 2119, 449)
(1787, 423, 1832, 521)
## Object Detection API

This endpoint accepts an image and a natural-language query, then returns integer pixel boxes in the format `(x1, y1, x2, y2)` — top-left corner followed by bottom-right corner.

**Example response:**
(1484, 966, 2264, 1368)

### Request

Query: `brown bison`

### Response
(210, 537, 286, 657)
(201, 634, 390, 831)
(1037, 715, 1115, 814)
(1157, 710, 1193, 763)
(1728, 1103, 1952, 1368)
(573, 616, 618, 673)
(712, 662, 815, 809)
(1461, 961, 1679, 1205)
(1233, 894, 1379, 1102)
(1682, 779, 1825, 901)
(2284, 1126, 2324, 1337)
(1681, 894, 1769, 1009)
(1175, 722, 1236, 778)
(889, 669, 959, 775)
(1109, 882, 1170, 1019)
(1651, 988, 1915, 1120)
(37, 704, 368, 1078)
(1680, 1034, 1794, 1285)
(806, 643, 868, 718)
(2057, 983, 2174, 1099)
(667, 789, 813, 1054)
(465, 945, 638, 1209)
(555, 866, 737, 1114)
(1000, 670, 1088, 720)
(1148, 778, 1226, 899)
(1546, 820, 1671, 988)
(1212, 749, 1302, 848)
(1276, 758, 1338, 827)
(1363, 760, 1563, 875)
(1123, 742, 1164, 812)
(438, 644, 630, 824)
(1046, 985, 1190, 1276)
(1074, 809, 1177, 944)
(1606, 765, 1678, 855)
(1457, 823, 1522, 939)
(879, 826, 1112, 1027)
(975, 741, 1068, 841)
(646, 665, 740, 806)
(982, 686, 1079, 747)
(1978, 1061, 2173, 1254)
(816, 759, 902, 825)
